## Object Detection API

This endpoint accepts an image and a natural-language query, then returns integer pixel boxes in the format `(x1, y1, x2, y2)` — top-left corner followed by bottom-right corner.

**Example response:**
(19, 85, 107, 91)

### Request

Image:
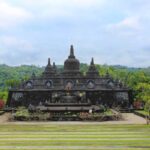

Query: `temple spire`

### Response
(91, 57, 94, 65)
(105, 70, 110, 78)
(53, 62, 57, 73)
(86, 57, 99, 77)
(31, 72, 36, 79)
(53, 62, 56, 69)
(53, 62, 55, 67)
(48, 58, 51, 66)
(69, 45, 75, 58)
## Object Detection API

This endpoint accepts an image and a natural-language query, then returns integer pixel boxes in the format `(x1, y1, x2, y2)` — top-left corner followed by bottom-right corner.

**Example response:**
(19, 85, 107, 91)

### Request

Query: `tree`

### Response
(145, 100, 150, 124)
(0, 91, 8, 102)
(135, 83, 150, 102)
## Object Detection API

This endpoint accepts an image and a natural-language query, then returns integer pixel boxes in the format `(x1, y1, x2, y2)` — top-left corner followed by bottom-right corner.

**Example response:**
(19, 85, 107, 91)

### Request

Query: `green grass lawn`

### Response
(0, 124, 149, 150)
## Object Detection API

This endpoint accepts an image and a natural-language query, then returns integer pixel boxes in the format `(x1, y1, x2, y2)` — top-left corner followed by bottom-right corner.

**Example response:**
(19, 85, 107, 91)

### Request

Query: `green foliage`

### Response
(0, 64, 43, 90)
(80, 63, 88, 75)
(5, 79, 21, 88)
(145, 100, 150, 112)
(0, 91, 8, 102)
(15, 107, 30, 118)
(31, 111, 50, 121)
(135, 83, 150, 102)
(103, 109, 113, 116)
(144, 101, 150, 124)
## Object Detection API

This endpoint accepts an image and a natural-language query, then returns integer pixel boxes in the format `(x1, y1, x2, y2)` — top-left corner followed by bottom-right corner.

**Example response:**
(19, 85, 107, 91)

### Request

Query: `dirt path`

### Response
(0, 113, 147, 124)
(0, 113, 11, 123)
(121, 113, 146, 124)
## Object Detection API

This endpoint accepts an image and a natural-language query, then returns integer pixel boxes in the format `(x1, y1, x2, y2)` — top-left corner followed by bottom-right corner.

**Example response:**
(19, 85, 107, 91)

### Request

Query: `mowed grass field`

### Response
(0, 124, 149, 150)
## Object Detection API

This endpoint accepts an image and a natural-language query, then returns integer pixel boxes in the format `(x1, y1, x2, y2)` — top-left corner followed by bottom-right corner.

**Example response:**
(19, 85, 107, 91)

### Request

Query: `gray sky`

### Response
(0, 0, 150, 67)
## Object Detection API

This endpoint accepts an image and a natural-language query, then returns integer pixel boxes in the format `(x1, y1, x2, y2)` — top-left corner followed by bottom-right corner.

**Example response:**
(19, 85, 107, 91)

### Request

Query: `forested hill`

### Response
(0, 64, 44, 88)
(0, 63, 150, 102)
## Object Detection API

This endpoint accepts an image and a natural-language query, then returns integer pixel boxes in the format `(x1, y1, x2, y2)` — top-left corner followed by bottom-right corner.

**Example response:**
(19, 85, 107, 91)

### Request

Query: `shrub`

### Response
(0, 100, 5, 110)
(14, 107, 30, 121)
(0, 91, 8, 102)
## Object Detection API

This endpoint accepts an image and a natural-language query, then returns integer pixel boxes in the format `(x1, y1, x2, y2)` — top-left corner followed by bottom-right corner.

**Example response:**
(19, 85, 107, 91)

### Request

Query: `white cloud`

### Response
(21, 0, 105, 19)
(23, 0, 104, 8)
(117, 17, 140, 29)
(0, 1, 33, 28)
(0, 36, 33, 52)
(107, 16, 141, 31)
(68, 0, 105, 8)
(0, 0, 150, 67)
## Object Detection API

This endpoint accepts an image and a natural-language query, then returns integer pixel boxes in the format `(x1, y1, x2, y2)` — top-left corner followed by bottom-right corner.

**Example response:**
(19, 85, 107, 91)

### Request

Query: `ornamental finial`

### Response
(69, 45, 75, 58)
(48, 58, 51, 65)
(91, 57, 94, 65)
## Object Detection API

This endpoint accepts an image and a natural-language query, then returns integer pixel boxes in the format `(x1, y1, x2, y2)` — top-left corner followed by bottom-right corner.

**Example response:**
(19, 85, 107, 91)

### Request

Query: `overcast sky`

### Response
(0, 0, 150, 67)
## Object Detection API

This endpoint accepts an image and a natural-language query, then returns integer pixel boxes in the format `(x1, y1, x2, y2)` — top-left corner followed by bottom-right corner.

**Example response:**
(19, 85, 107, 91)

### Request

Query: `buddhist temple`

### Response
(6, 45, 133, 112)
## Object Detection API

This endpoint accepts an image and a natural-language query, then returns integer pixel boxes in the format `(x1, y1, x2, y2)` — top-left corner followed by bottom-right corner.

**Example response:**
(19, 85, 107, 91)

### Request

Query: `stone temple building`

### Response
(6, 45, 133, 112)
